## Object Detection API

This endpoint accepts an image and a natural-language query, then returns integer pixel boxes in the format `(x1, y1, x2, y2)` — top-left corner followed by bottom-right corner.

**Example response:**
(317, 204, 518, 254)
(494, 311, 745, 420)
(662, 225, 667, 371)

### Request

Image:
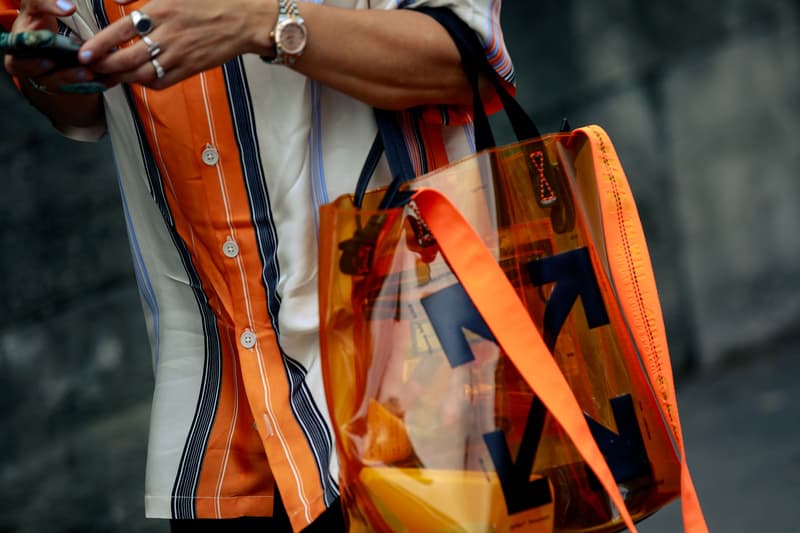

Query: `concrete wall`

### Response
(1, 1, 798, 530)
(501, 0, 800, 369)
(0, 82, 157, 531)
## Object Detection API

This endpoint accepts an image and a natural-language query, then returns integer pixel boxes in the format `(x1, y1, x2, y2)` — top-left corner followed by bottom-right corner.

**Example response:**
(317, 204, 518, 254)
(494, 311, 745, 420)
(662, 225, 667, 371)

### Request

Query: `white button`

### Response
(240, 329, 257, 349)
(262, 414, 274, 437)
(202, 145, 220, 166)
(222, 237, 239, 258)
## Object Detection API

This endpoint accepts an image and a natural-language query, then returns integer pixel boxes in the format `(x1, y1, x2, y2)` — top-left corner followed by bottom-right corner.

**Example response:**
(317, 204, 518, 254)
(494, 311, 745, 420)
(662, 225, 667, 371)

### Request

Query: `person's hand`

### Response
(4, 0, 102, 94)
(79, 0, 276, 90)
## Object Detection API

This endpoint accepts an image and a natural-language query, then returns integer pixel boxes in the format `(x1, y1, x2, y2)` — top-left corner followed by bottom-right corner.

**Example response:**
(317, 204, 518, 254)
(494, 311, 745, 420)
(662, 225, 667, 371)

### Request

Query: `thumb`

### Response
(23, 0, 77, 17)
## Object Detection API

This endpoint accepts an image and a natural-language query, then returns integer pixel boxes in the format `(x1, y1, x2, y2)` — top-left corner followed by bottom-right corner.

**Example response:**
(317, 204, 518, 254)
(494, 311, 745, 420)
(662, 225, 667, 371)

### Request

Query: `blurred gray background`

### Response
(1, 1, 798, 531)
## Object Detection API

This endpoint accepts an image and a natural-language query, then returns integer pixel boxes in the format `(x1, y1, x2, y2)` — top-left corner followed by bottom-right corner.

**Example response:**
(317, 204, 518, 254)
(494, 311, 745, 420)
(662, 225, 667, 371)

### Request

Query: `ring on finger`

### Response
(142, 35, 161, 58)
(26, 77, 54, 95)
(151, 58, 165, 80)
(131, 10, 155, 37)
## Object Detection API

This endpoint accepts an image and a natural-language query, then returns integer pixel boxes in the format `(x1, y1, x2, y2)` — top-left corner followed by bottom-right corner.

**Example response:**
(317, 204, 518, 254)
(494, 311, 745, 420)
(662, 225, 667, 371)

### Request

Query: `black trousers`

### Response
(169, 491, 345, 532)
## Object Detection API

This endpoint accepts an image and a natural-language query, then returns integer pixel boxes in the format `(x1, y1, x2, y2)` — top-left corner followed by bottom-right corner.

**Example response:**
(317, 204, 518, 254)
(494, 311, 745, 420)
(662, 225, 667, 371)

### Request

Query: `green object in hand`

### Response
(59, 82, 107, 94)
(0, 29, 81, 66)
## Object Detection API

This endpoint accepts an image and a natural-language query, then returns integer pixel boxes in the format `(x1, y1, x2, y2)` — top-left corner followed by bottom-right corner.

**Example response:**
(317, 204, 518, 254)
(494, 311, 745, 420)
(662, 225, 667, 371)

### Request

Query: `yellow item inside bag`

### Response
(360, 467, 554, 532)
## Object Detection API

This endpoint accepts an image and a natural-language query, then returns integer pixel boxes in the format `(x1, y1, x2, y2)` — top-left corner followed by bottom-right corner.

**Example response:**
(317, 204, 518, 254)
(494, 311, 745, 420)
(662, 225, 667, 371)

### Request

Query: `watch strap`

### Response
(277, 0, 289, 19)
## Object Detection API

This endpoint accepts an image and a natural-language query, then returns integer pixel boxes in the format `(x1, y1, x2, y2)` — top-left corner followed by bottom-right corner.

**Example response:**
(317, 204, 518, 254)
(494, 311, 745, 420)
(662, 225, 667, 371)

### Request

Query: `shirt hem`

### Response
(145, 494, 277, 519)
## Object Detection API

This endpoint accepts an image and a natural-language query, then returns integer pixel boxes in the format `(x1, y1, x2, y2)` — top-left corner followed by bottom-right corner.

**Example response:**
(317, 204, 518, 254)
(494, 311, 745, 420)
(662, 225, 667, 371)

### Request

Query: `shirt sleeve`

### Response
(381, 0, 515, 124)
(401, 0, 514, 86)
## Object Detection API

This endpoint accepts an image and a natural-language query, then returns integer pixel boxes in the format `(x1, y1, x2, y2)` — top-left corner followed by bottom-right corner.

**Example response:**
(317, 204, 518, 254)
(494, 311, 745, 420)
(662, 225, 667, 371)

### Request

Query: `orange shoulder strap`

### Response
(412, 188, 639, 532)
(413, 183, 708, 532)
(578, 125, 707, 532)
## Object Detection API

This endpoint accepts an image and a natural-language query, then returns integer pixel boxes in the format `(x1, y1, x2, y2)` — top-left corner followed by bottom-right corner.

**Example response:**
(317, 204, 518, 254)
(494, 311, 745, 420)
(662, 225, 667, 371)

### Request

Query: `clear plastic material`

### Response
(319, 130, 681, 532)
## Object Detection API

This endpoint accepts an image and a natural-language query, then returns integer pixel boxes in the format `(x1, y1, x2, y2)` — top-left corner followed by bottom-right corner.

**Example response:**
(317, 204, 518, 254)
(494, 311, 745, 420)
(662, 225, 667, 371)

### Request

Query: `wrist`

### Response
(248, 0, 279, 57)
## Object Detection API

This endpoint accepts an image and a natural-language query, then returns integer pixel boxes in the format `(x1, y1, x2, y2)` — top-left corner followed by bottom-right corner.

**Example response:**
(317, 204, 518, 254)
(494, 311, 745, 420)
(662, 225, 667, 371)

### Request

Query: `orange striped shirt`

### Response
(2, 0, 515, 529)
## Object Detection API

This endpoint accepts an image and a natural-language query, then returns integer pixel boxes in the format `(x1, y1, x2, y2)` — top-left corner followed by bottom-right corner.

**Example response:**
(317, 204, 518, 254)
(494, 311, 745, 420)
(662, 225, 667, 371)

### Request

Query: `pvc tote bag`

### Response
(318, 8, 707, 533)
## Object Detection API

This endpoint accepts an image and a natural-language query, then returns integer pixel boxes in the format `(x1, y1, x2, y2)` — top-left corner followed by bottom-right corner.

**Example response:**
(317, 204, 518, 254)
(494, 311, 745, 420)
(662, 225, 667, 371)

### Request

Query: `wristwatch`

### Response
(267, 0, 307, 66)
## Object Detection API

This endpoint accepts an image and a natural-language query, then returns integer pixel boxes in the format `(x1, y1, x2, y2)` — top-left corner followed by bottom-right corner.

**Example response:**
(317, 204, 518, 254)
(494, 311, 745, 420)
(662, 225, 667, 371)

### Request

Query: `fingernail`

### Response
(56, 0, 74, 11)
(79, 50, 93, 63)
(76, 69, 90, 81)
(39, 59, 55, 70)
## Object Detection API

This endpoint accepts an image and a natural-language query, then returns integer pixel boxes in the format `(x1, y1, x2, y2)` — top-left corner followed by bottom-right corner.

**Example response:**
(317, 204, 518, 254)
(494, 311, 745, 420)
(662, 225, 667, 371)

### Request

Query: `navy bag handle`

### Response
(353, 7, 542, 209)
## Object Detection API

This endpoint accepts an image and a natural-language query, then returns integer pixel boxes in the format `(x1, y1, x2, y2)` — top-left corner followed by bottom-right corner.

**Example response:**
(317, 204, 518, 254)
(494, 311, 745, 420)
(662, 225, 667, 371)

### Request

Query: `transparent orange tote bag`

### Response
(318, 9, 707, 533)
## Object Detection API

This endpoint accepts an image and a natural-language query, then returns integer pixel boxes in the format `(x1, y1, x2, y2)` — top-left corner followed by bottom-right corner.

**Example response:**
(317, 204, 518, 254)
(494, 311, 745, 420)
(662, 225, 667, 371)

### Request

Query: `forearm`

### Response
(250, 4, 473, 110)
(18, 80, 106, 139)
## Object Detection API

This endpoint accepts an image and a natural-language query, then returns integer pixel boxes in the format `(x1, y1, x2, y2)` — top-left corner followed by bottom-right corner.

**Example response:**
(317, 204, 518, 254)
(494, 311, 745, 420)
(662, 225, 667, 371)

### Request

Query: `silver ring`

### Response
(151, 58, 165, 79)
(27, 77, 54, 95)
(142, 35, 161, 58)
(131, 10, 154, 36)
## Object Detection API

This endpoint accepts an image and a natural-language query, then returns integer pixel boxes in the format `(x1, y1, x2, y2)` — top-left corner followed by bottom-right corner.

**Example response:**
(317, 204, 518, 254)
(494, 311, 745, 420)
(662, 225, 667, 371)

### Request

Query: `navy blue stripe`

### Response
(89, 1, 104, 31)
(409, 111, 429, 175)
(92, 1, 222, 519)
(442, 105, 449, 126)
(56, 20, 71, 36)
(122, 85, 223, 518)
(283, 358, 340, 503)
(221, 57, 339, 506)
(122, 89, 223, 517)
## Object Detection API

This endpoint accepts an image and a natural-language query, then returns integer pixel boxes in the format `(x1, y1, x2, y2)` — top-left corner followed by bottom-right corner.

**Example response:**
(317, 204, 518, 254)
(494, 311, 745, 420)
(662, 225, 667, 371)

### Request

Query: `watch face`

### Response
(278, 21, 307, 56)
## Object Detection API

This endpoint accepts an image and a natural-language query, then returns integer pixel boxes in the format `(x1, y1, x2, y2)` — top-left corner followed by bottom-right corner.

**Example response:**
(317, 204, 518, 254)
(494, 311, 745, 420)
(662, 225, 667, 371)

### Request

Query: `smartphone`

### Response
(0, 29, 81, 67)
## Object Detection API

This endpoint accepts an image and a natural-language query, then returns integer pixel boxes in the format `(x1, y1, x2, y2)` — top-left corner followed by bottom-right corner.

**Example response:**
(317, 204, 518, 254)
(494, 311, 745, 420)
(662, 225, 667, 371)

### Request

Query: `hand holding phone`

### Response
(1, 29, 81, 67)
(2, 29, 108, 94)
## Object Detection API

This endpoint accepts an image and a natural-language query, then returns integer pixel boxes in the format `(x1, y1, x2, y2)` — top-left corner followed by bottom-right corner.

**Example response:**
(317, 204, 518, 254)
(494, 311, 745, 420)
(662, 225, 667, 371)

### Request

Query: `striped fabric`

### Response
(0, 1, 17, 31)
(24, 0, 515, 530)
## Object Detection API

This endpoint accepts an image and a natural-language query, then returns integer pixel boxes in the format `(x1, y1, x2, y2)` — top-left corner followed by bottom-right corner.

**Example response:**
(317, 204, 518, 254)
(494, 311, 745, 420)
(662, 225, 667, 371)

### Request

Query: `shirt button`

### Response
(240, 329, 257, 349)
(202, 145, 220, 166)
(222, 237, 239, 258)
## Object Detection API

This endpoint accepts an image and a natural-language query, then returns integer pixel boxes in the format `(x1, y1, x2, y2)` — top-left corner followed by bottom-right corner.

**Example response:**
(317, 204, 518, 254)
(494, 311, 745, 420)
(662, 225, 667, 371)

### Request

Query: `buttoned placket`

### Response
(198, 140, 276, 442)
(199, 142, 260, 354)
